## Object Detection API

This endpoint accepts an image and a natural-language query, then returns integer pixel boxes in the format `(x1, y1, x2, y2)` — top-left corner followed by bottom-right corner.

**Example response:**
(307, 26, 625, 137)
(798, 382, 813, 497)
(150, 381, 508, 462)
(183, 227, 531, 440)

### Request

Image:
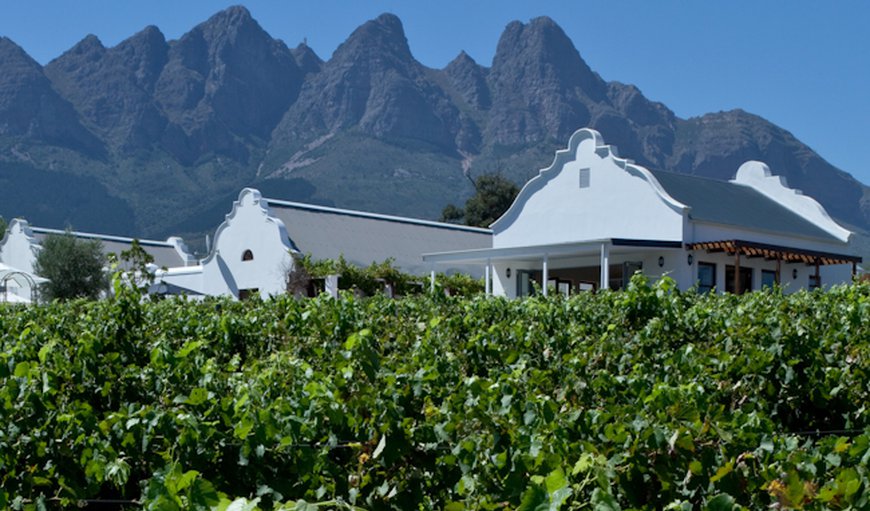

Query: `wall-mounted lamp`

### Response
(792, 268, 798, 279)
(506, 267, 511, 278)
(687, 254, 693, 266)
(658, 256, 665, 268)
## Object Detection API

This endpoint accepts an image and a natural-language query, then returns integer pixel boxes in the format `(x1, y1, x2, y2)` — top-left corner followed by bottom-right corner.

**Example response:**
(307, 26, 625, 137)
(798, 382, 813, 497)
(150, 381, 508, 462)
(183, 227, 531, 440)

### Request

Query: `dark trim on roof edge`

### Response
(612, 239, 684, 248)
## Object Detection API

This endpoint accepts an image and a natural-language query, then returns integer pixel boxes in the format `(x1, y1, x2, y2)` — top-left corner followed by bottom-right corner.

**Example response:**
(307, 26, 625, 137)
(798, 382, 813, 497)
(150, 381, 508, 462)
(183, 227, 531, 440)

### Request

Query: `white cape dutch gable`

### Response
(199, 188, 295, 298)
(492, 128, 686, 248)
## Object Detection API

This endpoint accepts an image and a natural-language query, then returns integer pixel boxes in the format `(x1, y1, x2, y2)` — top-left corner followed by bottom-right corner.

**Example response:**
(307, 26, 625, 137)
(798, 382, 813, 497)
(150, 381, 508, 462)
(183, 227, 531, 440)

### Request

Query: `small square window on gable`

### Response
(579, 167, 590, 188)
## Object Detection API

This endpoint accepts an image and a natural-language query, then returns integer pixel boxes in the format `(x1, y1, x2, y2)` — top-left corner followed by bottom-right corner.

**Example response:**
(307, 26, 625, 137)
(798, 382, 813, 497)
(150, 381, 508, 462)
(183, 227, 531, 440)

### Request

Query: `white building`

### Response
(423, 128, 861, 297)
(0, 219, 196, 302)
(157, 188, 492, 299)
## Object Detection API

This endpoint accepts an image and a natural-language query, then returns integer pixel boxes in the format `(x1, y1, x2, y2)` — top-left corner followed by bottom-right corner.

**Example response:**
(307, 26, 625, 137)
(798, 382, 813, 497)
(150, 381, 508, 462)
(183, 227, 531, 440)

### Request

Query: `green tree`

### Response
(34, 231, 107, 301)
(0, 216, 6, 240)
(440, 173, 520, 227)
(110, 239, 156, 291)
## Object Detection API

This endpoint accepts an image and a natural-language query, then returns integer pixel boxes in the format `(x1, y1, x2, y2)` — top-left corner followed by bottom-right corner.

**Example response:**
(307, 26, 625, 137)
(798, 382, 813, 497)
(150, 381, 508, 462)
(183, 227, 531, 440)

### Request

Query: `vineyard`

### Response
(1, 277, 870, 510)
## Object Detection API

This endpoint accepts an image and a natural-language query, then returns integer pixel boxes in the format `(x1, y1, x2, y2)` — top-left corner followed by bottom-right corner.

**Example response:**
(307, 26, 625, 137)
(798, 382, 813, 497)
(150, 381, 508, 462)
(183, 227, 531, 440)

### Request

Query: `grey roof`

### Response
(266, 199, 492, 276)
(649, 170, 841, 243)
(31, 228, 188, 268)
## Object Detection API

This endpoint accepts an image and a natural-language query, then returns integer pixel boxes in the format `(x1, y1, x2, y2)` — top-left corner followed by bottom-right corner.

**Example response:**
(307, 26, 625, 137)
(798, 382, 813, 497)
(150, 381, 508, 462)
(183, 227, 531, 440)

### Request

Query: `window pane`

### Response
(698, 262, 716, 293)
(761, 270, 777, 289)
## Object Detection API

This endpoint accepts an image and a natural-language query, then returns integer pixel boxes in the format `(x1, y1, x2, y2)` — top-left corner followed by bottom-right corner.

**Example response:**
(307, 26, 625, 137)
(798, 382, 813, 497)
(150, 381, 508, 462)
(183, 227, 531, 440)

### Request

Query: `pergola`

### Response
(0, 263, 47, 304)
(686, 239, 862, 294)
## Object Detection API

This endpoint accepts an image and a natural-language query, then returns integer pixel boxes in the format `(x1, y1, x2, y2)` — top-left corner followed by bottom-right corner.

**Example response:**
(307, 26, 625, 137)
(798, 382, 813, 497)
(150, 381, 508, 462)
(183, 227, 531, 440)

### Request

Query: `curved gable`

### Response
(733, 161, 851, 243)
(201, 188, 296, 297)
(0, 219, 40, 274)
(491, 128, 685, 248)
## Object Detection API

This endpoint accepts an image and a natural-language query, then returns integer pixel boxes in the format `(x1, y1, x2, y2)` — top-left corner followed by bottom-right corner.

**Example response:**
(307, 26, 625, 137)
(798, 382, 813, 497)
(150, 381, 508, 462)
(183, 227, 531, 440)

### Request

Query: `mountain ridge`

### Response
(0, 6, 866, 255)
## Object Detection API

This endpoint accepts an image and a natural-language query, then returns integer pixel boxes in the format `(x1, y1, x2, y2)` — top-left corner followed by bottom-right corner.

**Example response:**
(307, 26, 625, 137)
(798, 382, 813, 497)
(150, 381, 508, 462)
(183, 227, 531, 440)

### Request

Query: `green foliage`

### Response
(298, 255, 424, 297)
(34, 230, 107, 301)
(439, 204, 464, 225)
(0, 216, 6, 240)
(109, 239, 157, 292)
(296, 255, 485, 298)
(440, 173, 520, 227)
(435, 272, 485, 296)
(2, 278, 870, 509)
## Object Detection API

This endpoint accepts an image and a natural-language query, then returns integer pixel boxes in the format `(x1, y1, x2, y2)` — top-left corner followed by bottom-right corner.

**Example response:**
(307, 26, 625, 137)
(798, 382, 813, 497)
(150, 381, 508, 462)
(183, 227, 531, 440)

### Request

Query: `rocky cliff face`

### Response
(486, 17, 609, 146)
(152, 6, 302, 164)
(0, 37, 102, 154)
(271, 14, 462, 155)
(44, 28, 168, 152)
(0, 6, 866, 245)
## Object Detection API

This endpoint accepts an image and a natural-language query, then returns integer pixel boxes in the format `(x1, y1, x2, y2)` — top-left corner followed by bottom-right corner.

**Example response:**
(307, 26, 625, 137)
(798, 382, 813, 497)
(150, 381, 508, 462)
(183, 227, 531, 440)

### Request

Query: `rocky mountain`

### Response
(0, 6, 867, 253)
(0, 37, 103, 154)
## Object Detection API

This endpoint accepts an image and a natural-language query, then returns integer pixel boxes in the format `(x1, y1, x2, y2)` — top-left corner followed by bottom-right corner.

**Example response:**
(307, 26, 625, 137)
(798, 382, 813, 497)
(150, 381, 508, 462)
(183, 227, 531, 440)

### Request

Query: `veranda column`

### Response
(542, 254, 549, 297)
(600, 243, 610, 290)
(734, 251, 741, 294)
(430, 269, 436, 293)
(775, 255, 781, 285)
(485, 259, 491, 296)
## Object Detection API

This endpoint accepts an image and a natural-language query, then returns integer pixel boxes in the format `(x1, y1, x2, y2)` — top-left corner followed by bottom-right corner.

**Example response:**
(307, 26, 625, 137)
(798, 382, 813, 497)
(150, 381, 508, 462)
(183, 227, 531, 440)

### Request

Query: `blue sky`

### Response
(2, 1, 868, 184)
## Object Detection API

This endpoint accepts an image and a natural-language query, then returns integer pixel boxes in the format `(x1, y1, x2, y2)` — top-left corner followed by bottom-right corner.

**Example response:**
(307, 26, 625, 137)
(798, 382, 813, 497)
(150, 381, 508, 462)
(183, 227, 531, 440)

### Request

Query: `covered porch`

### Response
(687, 239, 862, 294)
(423, 238, 683, 298)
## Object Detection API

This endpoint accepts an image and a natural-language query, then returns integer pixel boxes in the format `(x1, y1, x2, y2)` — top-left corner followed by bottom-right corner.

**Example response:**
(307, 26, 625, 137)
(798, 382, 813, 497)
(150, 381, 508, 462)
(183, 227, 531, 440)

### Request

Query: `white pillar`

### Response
(325, 274, 340, 298)
(600, 243, 610, 290)
(485, 259, 492, 296)
(542, 254, 549, 297)
(430, 269, 436, 293)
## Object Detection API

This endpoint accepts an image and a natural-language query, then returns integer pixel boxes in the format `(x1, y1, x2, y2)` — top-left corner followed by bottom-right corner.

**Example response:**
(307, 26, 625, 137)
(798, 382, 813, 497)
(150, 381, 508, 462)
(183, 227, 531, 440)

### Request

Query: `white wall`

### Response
(492, 129, 685, 248)
(0, 219, 40, 274)
(197, 188, 296, 299)
(685, 249, 852, 293)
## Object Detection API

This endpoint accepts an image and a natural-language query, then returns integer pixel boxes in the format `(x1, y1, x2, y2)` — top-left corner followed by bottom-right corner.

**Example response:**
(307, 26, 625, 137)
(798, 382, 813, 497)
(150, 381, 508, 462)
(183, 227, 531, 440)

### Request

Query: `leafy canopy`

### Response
(108, 238, 156, 291)
(4, 276, 870, 508)
(0, 216, 6, 240)
(34, 230, 107, 301)
(441, 173, 519, 227)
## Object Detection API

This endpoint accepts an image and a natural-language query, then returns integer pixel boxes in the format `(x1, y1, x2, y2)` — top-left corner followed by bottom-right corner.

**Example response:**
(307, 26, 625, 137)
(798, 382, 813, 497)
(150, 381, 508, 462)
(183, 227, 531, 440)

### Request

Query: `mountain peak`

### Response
(444, 50, 491, 110)
(207, 5, 254, 26)
(336, 12, 411, 61)
(0, 36, 103, 153)
(450, 50, 477, 66)
(291, 42, 322, 75)
(67, 34, 106, 58)
(0, 36, 30, 59)
(527, 16, 560, 29)
(373, 12, 403, 31)
(493, 16, 593, 78)
(487, 16, 608, 145)
(137, 25, 166, 41)
(189, 4, 262, 46)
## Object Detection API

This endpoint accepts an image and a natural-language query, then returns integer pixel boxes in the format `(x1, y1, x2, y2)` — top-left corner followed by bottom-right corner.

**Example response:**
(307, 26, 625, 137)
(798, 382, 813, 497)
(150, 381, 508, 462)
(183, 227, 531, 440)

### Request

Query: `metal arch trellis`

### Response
(1, 270, 39, 304)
